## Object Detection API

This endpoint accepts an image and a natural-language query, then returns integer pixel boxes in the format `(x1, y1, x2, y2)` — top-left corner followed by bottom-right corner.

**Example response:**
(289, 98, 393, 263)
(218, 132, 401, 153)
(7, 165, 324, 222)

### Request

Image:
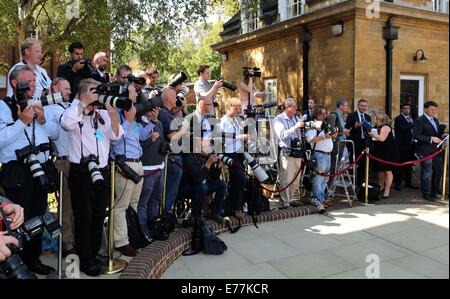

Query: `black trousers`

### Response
(225, 154, 247, 211)
(348, 139, 367, 187)
(69, 163, 108, 270)
(394, 147, 415, 187)
(1, 161, 48, 267)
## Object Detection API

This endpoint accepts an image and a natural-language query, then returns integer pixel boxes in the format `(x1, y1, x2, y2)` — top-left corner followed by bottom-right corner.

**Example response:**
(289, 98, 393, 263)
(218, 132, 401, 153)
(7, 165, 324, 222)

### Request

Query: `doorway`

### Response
(400, 75, 425, 120)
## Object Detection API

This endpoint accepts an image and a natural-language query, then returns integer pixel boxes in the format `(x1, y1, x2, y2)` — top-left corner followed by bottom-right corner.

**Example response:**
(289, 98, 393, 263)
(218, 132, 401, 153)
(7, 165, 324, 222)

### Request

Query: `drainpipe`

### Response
(382, 16, 399, 117)
(300, 30, 311, 111)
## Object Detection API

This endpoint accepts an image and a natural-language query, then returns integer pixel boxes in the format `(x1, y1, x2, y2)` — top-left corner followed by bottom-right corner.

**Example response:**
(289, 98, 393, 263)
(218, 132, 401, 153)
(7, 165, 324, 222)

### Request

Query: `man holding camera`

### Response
(194, 64, 223, 115)
(61, 78, 124, 276)
(158, 87, 190, 217)
(57, 42, 93, 101)
(110, 82, 158, 257)
(306, 106, 337, 213)
(6, 38, 52, 99)
(274, 98, 305, 208)
(0, 65, 59, 275)
(114, 65, 133, 83)
(181, 138, 226, 224)
(140, 68, 162, 101)
(0, 197, 24, 263)
(238, 67, 266, 114)
(45, 77, 76, 256)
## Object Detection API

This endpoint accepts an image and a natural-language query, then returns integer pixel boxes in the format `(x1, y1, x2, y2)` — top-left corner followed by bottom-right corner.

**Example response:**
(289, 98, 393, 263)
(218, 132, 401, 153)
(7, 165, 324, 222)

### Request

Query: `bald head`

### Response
(161, 87, 177, 110)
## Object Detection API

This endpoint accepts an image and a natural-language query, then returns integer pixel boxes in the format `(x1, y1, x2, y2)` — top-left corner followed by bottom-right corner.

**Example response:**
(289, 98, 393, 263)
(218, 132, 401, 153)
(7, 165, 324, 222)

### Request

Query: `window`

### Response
(241, 1, 260, 34)
(279, 0, 305, 21)
(432, 0, 449, 13)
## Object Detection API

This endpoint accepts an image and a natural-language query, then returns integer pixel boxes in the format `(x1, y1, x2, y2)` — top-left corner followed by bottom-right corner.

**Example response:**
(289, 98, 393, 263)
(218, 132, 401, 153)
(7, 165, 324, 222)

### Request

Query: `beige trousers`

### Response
(55, 159, 75, 251)
(279, 153, 303, 206)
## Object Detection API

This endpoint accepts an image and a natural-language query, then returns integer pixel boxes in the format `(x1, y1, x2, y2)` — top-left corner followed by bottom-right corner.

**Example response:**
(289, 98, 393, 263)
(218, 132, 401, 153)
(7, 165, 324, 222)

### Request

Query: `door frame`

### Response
(400, 75, 425, 117)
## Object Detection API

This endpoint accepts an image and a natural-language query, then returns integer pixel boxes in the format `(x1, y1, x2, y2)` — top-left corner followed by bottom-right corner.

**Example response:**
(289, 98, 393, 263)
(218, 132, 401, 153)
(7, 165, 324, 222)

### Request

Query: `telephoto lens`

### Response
(15, 145, 49, 190)
(97, 95, 133, 111)
(218, 78, 237, 92)
(27, 92, 63, 108)
(82, 155, 105, 188)
(217, 154, 234, 167)
(243, 152, 269, 183)
(0, 249, 37, 279)
(115, 155, 142, 184)
(169, 72, 188, 88)
(134, 96, 164, 116)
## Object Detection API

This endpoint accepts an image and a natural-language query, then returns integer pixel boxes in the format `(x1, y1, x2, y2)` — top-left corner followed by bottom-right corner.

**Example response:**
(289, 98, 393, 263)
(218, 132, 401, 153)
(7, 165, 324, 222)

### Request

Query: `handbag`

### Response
(126, 206, 150, 248)
(202, 223, 227, 255)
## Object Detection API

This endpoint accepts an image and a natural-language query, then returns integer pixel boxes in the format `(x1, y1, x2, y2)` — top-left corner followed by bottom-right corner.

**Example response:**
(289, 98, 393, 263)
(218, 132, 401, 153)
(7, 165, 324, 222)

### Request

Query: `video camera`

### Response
(0, 208, 61, 279)
(243, 67, 262, 78)
(16, 81, 63, 111)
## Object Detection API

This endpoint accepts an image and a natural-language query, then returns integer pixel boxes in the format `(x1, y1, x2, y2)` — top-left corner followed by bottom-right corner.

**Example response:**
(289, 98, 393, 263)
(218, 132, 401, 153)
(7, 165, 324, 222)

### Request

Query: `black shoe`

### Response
(405, 184, 419, 190)
(394, 185, 401, 191)
(28, 262, 56, 276)
(81, 264, 101, 277)
(62, 248, 77, 258)
(209, 214, 225, 225)
(423, 193, 433, 201)
(433, 194, 442, 201)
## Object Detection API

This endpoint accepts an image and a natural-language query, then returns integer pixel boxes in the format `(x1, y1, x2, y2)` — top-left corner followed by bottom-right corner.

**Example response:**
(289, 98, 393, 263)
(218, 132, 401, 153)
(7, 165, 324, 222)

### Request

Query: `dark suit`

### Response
(394, 114, 415, 187)
(413, 114, 444, 196)
(302, 109, 314, 122)
(91, 70, 111, 84)
(345, 111, 371, 185)
(57, 62, 93, 100)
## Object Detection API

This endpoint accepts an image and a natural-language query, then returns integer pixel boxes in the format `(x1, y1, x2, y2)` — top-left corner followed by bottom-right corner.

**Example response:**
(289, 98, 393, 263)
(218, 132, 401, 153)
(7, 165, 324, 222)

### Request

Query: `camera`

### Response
(169, 72, 188, 88)
(304, 121, 323, 131)
(134, 96, 164, 117)
(217, 154, 234, 167)
(126, 74, 146, 85)
(217, 78, 237, 92)
(15, 145, 49, 190)
(15, 81, 63, 110)
(176, 86, 189, 107)
(115, 155, 142, 184)
(80, 155, 105, 188)
(244, 152, 269, 183)
(291, 138, 302, 149)
(92, 83, 133, 111)
(69, 58, 96, 77)
(0, 208, 61, 279)
(243, 67, 262, 78)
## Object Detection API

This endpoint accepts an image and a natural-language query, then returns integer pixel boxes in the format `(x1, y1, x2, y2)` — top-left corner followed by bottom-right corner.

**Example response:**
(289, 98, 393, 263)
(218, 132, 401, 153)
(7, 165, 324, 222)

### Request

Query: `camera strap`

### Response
(23, 117, 36, 147)
(119, 113, 128, 157)
(78, 115, 100, 161)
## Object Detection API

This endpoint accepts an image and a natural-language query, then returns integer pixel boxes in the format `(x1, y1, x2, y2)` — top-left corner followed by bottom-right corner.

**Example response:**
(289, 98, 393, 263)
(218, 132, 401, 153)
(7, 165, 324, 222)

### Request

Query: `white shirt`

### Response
(60, 99, 124, 168)
(45, 102, 72, 157)
(306, 129, 333, 153)
(7, 61, 52, 98)
(273, 112, 302, 148)
(220, 114, 243, 153)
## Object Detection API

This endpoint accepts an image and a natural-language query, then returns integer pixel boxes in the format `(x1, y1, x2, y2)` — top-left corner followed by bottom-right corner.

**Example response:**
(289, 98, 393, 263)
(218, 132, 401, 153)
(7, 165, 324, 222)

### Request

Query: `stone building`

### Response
(212, 0, 449, 123)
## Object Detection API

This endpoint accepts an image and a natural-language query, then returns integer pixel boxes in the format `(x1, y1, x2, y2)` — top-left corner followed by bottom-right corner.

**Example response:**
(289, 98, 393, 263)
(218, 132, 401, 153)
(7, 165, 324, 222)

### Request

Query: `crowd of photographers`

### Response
(0, 38, 447, 279)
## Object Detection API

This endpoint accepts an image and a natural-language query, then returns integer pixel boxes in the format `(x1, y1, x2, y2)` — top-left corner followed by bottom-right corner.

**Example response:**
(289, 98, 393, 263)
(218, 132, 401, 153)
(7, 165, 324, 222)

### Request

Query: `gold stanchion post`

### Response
(102, 161, 128, 275)
(365, 148, 370, 205)
(442, 144, 448, 201)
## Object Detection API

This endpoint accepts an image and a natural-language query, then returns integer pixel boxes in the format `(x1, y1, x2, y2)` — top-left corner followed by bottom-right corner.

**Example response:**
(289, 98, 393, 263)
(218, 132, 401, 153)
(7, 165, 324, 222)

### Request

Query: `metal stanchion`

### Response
(443, 144, 448, 201)
(362, 148, 374, 206)
(48, 170, 67, 279)
(102, 161, 127, 275)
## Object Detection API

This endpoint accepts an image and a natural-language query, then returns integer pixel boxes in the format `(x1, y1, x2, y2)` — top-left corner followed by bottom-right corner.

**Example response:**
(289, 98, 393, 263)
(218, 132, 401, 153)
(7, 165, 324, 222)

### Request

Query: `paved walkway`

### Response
(161, 204, 449, 279)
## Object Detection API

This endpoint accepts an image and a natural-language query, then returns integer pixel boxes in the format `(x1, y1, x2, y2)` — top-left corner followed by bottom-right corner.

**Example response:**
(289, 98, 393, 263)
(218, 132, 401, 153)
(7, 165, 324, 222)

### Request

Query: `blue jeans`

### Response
(180, 179, 226, 218)
(137, 169, 164, 237)
(312, 152, 331, 202)
(420, 154, 443, 195)
(165, 155, 184, 216)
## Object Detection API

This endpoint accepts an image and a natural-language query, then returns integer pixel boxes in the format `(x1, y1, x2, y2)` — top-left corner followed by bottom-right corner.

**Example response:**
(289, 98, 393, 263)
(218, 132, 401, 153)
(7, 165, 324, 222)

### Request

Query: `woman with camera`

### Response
(219, 97, 249, 221)
(368, 112, 397, 199)
(238, 68, 267, 115)
(306, 106, 337, 213)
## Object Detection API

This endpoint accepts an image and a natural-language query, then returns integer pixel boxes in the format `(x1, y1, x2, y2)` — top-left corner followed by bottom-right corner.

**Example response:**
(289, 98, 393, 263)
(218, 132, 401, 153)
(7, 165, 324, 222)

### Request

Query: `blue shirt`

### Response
(0, 98, 59, 164)
(110, 110, 155, 159)
(45, 102, 71, 157)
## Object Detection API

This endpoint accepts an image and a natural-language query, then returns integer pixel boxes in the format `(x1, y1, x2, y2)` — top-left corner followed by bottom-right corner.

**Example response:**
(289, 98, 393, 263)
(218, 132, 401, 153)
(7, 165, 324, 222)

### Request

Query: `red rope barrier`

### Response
(367, 150, 443, 167)
(316, 152, 365, 178)
(259, 163, 306, 194)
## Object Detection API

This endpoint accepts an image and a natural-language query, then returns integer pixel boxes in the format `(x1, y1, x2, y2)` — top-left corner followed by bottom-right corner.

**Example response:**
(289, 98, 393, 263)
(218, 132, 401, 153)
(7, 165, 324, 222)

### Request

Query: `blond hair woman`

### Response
(368, 112, 399, 199)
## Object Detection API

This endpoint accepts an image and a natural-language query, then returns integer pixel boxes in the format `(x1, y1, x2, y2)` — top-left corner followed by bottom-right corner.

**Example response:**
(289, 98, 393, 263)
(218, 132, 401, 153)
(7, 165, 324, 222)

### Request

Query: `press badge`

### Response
(133, 124, 141, 133)
(95, 130, 105, 142)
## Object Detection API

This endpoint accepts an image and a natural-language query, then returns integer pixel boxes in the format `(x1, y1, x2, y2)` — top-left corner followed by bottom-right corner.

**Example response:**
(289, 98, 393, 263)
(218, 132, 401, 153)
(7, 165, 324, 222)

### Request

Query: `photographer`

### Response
(219, 97, 249, 221)
(194, 64, 223, 115)
(91, 52, 111, 84)
(57, 42, 93, 101)
(110, 82, 157, 257)
(114, 65, 132, 83)
(273, 98, 304, 208)
(6, 38, 51, 98)
(0, 197, 24, 262)
(180, 138, 226, 224)
(238, 68, 266, 114)
(61, 78, 124, 276)
(0, 65, 59, 275)
(306, 106, 337, 213)
(158, 87, 189, 217)
(45, 77, 76, 256)
(140, 68, 162, 101)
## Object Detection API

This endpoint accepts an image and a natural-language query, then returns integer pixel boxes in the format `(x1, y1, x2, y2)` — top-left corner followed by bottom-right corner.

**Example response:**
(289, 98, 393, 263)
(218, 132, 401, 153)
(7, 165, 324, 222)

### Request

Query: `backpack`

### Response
(126, 206, 150, 249)
(202, 223, 227, 255)
(357, 183, 381, 203)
